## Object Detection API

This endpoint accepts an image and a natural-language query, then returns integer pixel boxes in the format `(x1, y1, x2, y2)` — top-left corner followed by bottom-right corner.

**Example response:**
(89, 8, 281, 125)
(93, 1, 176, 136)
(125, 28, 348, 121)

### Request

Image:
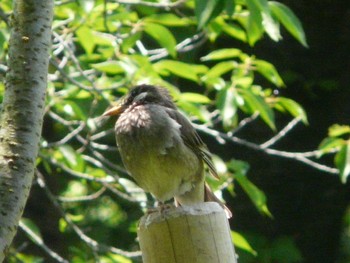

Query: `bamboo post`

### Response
(138, 202, 237, 263)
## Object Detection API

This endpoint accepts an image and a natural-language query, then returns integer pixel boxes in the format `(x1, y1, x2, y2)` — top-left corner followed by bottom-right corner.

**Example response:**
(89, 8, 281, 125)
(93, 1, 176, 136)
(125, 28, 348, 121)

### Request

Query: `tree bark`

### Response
(0, 0, 53, 261)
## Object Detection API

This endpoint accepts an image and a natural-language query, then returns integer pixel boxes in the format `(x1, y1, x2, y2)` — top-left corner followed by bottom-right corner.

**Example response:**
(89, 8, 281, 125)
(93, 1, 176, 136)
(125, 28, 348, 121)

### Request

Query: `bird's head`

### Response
(102, 84, 175, 117)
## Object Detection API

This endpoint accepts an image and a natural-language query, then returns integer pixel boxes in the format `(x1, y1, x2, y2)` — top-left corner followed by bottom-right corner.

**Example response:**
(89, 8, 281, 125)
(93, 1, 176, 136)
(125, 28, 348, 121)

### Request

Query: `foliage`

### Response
(0, 0, 346, 262)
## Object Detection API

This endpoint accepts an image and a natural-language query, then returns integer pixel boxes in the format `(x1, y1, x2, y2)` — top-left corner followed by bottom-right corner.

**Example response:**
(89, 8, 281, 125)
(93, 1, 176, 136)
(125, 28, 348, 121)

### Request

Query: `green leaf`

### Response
(238, 88, 276, 130)
(215, 18, 247, 42)
(231, 231, 257, 256)
(245, 3, 264, 45)
(318, 137, 344, 156)
(154, 60, 199, 82)
(91, 61, 125, 74)
(335, 143, 350, 183)
(58, 145, 85, 172)
(225, 0, 235, 17)
(144, 14, 192, 26)
(255, 59, 285, 87)
(76, 26, 95, 54)
(246, 0, 281, 43)
(201, 48, 242, 61)
(195, 0, 224, 29)
(275, 97, 308, 124)
(217, 86, 238, 129)
(205, 61, 237, 79)
(269, 1, 308, 47)
(143, 22, 177, 57)
(235, 172, 272, 217)
(180, 93, 211, 104)
(121, 31, 142, 53)
(78, 0, 94, 13)
(328, 124, 350, 137)
(101, 253, 132, 263)
(177, 100, 209, 123)
(56, 99, 86, 120)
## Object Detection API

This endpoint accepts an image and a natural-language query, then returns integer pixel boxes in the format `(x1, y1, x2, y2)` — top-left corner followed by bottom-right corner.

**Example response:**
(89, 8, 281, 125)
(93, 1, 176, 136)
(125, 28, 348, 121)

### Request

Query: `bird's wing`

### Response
(166, 108, 219, 179)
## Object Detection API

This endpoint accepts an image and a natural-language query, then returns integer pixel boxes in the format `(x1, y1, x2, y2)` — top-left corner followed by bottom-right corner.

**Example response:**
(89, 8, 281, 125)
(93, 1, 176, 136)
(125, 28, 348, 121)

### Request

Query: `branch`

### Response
(260, 117, 302, 149)
(19, 221, 69, 263)
(193, 122, 339, 175)
(41, 154, 116, 183)
(135, 31, 208, 61)
(114, 0, 187, 8)
(36, 171, 142, 258)
(57, 186, 107, 202)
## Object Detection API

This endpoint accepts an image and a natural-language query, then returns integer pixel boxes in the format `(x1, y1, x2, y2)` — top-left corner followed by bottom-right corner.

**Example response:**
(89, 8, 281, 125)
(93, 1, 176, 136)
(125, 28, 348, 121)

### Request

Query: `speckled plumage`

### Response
(103, 84, 231, 217)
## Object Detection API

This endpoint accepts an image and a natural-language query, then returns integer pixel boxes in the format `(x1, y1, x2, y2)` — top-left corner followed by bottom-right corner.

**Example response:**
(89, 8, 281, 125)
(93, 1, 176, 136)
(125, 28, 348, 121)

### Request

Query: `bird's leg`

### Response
(146, 200, 174, 215)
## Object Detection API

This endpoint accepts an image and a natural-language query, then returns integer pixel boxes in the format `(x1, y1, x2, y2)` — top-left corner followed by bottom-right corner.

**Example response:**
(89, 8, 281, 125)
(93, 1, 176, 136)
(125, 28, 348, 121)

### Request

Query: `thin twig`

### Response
(114, 0, 187, 8)
(229, 112, 259, 136)
(42, 154, 116, 183)
(260, 117, 302, 149)
(47, 121, 86, 147)
(58, 187, 107, 202)
(19, 221, 69, 263)
(148, 31, 208, 61)
(193, 123, 339, 175)
(36, 171, 142, 258)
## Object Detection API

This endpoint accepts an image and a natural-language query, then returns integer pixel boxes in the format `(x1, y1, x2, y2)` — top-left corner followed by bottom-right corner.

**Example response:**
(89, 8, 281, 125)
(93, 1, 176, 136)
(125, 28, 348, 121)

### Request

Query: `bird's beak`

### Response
(102, 104, 125, 117)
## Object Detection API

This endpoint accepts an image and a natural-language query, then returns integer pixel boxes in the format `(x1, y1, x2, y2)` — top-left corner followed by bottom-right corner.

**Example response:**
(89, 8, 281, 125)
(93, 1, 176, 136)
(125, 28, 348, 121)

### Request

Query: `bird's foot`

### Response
(146, 202, 174, 215)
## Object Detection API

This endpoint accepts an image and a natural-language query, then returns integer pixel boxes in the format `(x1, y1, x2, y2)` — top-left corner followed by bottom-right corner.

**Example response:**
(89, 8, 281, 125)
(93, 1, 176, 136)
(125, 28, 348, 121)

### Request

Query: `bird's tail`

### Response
(204, 183, 232, 218)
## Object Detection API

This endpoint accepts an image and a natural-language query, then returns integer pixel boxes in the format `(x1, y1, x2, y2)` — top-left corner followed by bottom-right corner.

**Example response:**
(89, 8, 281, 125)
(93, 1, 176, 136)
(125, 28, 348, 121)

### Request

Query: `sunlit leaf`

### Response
(177, 100, 210, 122)
(274, 97, 308, 123)
(246, 0, 281, 42)
(78, 0, 94, 13)
(195, 0, 224, 29)
(100, 253, 132, 263)
(180, 93, 211, 104)
(215, 18, 247, 42)
(58, 145, 85, 172)
(269, 1, 308, 47)
(335, 143, 350, 183)
(201, 48, 242, 61)
(59, 218, 68, 233)
(121, 31, 142, 53)
(238, 88, 276, 130)
(235, 172, 272, 217)
(217, 86, 238, 129)
(14, 253, 44, 263)
(328, 124, 350, 137)
(318, 137, 344, 157)
(144, 14, 193, 26)
(205, 61, 237, 79)
(76, 26, 95, 54)
(154, 60, 199, 82)
(232, 231, 257, 256)
(143, 22, 177, 57)
(255, 59, 285, 87)
(91, 61, 125, 74)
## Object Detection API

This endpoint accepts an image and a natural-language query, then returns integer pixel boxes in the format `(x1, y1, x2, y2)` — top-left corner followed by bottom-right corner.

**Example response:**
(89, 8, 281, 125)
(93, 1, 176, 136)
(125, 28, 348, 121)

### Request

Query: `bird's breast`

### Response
(115, 104, 182, 150)
(114, 104, 203, 201)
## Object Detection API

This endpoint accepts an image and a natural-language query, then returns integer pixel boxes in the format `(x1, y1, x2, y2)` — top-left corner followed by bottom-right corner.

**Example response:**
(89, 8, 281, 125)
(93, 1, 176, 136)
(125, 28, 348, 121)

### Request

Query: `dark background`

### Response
(230, 1, 350, 262)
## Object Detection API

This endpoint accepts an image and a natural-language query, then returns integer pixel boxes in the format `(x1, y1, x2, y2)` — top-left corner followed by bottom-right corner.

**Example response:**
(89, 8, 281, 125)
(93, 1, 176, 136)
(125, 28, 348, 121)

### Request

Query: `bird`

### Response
(103, 84, 232, 218)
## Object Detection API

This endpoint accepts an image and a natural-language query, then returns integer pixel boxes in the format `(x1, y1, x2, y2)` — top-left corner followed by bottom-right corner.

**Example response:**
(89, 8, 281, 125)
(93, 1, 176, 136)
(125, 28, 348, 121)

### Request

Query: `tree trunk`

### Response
(0, 0, 53, 261)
